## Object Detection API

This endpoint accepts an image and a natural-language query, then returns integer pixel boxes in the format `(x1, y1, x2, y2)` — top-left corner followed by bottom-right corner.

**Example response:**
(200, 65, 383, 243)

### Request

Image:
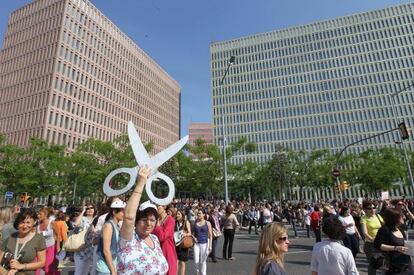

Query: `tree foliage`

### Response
(0, 131, 411, 202)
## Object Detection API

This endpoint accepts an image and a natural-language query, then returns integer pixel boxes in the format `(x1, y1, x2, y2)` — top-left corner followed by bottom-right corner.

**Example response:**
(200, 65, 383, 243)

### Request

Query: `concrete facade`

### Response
(211, 3, 414, 165)
(188, 122, 213, 146)
(0, 0, 181, 152)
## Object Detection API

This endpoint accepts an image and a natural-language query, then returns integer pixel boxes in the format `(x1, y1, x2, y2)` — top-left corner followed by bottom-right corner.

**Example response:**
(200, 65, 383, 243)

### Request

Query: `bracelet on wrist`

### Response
(133, 191, 142, 194)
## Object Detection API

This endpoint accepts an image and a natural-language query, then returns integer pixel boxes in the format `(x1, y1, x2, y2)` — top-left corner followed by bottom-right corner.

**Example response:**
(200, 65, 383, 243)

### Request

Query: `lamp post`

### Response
(389, 86, 414, 193)
(219, 55, 235, 205)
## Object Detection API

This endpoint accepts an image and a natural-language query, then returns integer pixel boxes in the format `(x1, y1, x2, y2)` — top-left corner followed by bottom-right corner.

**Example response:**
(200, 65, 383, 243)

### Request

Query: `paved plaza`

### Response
(61, 225, 371, 275)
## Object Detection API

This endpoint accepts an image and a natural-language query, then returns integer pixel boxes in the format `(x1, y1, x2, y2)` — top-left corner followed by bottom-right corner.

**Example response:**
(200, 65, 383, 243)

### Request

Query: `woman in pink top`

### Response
(153, 205, 177, 275)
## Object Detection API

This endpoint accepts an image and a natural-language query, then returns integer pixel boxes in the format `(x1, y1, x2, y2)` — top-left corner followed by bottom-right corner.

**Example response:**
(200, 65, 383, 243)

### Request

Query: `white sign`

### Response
(358, 197, 363, 205)
(381, 191, 389, 201)
(103, 121, 188, 206)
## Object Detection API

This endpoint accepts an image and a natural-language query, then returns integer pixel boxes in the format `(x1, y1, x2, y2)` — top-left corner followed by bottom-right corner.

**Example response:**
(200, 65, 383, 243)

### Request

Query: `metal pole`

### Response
(72, 177, 77, 205)
(335, 127, 400, 200)
(390, 94, 414, 193)
(220, 56, 235, 205)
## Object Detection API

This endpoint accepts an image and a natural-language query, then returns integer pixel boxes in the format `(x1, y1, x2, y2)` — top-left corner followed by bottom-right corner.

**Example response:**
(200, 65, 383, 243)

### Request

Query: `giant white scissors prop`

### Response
(103, 121, 188, 205)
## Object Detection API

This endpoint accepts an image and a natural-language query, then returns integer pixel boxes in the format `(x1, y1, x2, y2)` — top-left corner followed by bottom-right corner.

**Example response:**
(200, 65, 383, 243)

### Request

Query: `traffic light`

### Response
(398, 122, 410, 140)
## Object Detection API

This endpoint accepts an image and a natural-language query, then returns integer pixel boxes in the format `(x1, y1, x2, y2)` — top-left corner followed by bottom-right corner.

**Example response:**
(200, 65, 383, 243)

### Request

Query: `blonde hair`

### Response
(0, 207, 13, 226)
(255, 223, 287, 274)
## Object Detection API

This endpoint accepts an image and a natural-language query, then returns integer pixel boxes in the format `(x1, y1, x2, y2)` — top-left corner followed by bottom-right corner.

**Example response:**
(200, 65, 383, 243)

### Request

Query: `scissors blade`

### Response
(128, 121, 151, 166)
(151, 135, 188, 169)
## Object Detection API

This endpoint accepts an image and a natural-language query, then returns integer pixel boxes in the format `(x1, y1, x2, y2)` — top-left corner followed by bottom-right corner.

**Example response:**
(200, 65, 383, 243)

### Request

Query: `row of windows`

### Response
(5, 11, 62, 49)
(9, 0, 62, 26)
(60, 22, 179, 112)
(63, 6, 179, 101)
(1, 27, 59, 67)
(0, 109, 45, 134)
(1, 59, 54, 91)
(4, 127, 44, 148)
(45, 110, 172, 152)
(0, 72, 52, 107)
(52, 68, 178, 134)
(46, 128, 80, 150)
(217, 116, 399, 144)
(0, 87, 49, 117)
(67, 0, 176, 90)
(211, 5, 414, 62)
(47, 110, 120, 142)
(57, 43, 178, 118)
(212, 43, 414, 86)
(213, 33, 414, 77)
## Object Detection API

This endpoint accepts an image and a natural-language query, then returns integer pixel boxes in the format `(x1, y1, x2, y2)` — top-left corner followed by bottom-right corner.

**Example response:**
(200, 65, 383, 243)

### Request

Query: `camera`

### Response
(1, 252, 14, 269)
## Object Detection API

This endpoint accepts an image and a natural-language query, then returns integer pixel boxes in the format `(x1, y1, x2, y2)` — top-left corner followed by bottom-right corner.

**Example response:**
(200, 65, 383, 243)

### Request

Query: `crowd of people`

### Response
(0, 167, 413, 274)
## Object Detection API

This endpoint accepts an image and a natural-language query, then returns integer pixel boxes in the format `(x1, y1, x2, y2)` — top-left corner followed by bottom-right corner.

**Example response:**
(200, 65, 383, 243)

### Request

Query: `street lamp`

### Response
(219, 55, 235, 205)
(389, 84, 414, 193)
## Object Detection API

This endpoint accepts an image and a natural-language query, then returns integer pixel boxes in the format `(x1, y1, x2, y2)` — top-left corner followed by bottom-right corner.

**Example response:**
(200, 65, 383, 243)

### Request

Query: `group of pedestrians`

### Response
(2, 178, 414, 275)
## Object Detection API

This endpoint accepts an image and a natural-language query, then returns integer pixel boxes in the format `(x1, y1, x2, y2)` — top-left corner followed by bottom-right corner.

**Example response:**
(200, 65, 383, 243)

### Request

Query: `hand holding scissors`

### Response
(103, 121, 188, 206)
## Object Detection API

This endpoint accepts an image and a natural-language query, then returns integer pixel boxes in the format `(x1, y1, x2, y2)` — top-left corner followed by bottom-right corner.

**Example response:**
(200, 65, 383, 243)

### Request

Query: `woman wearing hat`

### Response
(96, 199, 125, 275)
(118, 166, 168, 274)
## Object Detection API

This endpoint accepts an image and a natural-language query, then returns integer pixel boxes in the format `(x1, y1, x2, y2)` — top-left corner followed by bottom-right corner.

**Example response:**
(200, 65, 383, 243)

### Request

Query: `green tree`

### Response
(346, 147, 405, 194)
(262, 145, 292, 201)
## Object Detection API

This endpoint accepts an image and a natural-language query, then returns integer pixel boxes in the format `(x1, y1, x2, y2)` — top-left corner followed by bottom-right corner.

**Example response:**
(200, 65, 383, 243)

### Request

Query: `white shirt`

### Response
(94, 213, 108, 236)
(263, 208, 272, 224)
(339, 215, 356, 235)
(304, 210, 311, 225)
(310, 240, 359, 275)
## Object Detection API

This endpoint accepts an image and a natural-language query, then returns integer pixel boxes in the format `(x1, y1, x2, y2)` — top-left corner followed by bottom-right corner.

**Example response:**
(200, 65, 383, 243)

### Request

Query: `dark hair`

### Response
(314, 205, 319, 212)
(14, 208, 38, 229)
(55, 211, 66, 221)
(135, 207, 159, 223)
(322, 216, 345, 240)
(382, 208, 402, 230)
(339, 206, 349, 217)
(362, 200, 373, 210)
(105, 208, 124, 222)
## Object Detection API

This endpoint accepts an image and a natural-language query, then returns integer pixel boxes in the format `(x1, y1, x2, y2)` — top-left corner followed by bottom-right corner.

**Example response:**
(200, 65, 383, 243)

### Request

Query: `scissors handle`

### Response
(146, 172, 175, 206)
(103, 167, 138, 197)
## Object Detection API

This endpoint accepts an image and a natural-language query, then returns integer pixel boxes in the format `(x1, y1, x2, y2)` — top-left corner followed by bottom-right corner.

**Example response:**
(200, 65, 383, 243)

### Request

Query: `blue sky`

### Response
(0, 0, 410, 136)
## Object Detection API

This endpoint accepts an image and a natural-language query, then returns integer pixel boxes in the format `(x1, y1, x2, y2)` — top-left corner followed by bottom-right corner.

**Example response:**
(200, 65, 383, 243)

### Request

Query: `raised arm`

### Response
(153, 216, 175, 242)
(74, 207, 86, 227)
(120, 165, 151, 241)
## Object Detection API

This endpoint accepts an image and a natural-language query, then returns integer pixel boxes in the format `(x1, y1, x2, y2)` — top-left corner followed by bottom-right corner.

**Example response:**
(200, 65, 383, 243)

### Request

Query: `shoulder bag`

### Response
(63, 225, 87, 252)
(180, 235, 194, 249)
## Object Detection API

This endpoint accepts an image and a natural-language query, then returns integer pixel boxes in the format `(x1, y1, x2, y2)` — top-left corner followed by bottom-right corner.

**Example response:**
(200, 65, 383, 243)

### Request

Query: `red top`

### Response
(310, 211, 320, 229)
(152, 215, 177, 275)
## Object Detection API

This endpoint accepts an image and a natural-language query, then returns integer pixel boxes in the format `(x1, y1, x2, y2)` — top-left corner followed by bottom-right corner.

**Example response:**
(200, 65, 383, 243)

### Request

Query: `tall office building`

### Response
(188, 122, 213, 146)
(0, 0, 180, 152)
(211, 2, 414, 165)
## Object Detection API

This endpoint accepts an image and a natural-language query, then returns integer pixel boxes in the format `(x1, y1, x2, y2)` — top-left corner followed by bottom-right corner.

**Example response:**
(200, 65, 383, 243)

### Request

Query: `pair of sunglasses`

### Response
(278, 237, 288, 241)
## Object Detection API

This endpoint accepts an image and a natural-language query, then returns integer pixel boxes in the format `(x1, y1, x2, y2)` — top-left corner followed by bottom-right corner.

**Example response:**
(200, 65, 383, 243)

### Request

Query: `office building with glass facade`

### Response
(211, 3, 414, 198)
(211, 2, 414, 164)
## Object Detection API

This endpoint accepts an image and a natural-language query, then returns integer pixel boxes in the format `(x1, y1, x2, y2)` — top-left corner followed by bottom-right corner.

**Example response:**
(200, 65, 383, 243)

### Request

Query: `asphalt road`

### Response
(61, 225, 371, 274)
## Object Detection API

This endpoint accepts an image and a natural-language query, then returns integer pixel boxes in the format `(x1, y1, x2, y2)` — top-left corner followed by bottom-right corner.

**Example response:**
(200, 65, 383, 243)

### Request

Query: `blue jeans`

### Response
(291, 219, 297, 237)
(210, 237, 218, 260)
